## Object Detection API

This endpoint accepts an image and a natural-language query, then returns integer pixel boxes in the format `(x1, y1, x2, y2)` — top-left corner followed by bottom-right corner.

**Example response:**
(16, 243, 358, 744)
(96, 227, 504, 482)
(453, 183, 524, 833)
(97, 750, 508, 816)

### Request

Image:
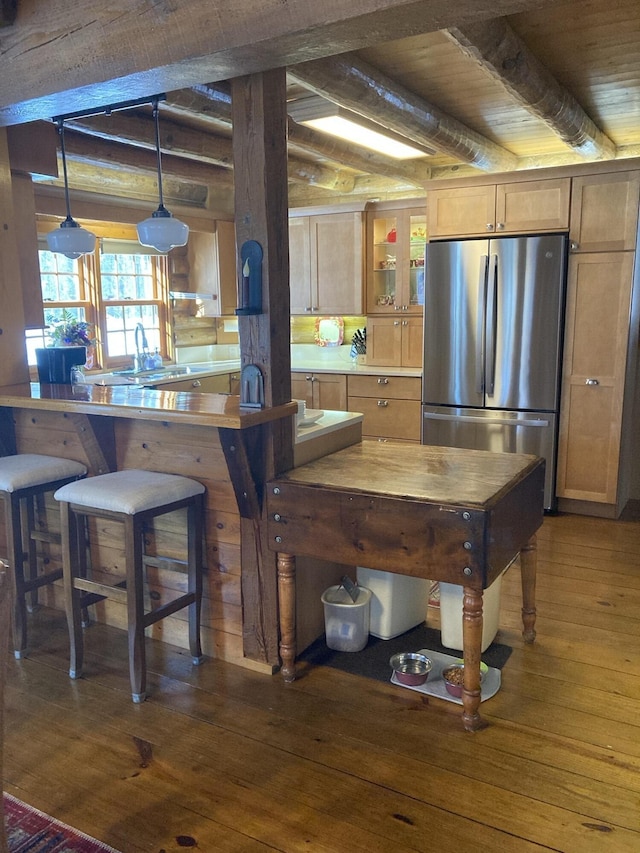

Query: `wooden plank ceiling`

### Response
(5, 0, 640, 210)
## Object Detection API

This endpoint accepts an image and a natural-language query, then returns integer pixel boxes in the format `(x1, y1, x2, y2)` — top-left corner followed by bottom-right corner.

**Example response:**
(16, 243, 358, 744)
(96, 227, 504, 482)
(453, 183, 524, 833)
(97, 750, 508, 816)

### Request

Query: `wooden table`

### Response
(266, 441, 545, 731)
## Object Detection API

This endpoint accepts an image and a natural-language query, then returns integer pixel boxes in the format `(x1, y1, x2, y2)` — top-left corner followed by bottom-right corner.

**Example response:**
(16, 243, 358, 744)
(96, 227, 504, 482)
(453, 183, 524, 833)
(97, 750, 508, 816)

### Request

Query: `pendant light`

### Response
(46, 118, 97, 259)
(136, 97, 189, 253)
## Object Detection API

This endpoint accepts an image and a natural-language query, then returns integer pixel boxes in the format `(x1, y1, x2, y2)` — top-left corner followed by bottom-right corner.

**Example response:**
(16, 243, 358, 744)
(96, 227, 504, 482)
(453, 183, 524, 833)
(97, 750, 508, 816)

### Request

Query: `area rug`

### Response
(3, 793, 121, 853)
(299, 622, 512, 683)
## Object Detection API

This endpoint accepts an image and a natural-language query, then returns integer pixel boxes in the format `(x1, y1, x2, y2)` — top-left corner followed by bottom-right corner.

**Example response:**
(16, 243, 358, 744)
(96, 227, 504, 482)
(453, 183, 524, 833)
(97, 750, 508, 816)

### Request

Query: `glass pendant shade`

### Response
(47, 217, 97, 259)
(49, 118, 96, 259)
(137, 206, 189, 253)
(136, 99, 189, 253)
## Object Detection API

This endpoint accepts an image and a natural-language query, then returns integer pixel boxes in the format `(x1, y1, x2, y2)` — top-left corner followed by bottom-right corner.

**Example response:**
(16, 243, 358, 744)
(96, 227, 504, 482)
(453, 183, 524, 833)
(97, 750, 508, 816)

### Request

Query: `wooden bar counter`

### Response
(0, 382, 296, 671)
(266, 441, 545, 731)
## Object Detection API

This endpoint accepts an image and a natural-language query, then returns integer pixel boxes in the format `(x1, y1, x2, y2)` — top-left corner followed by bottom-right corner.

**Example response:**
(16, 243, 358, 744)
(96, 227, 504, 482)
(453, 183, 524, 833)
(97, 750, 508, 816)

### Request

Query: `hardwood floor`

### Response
(3, 511, 640, 852)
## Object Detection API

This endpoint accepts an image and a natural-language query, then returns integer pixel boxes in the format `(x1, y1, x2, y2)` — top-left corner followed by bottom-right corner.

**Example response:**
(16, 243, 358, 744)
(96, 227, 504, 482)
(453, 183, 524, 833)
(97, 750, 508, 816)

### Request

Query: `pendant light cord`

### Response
(152, 98, 167, 214)
(56, 119, 74, 223)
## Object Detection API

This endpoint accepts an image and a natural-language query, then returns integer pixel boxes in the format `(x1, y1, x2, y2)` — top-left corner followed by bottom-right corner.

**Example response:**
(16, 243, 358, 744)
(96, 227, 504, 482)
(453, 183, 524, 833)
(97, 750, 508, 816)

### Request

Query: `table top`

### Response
(274, 440, 542, 509)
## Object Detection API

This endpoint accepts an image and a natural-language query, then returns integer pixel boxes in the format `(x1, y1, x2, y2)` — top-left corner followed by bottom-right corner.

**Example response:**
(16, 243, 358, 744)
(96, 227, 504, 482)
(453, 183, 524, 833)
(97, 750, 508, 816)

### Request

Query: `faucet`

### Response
(134, 323, 149, 371)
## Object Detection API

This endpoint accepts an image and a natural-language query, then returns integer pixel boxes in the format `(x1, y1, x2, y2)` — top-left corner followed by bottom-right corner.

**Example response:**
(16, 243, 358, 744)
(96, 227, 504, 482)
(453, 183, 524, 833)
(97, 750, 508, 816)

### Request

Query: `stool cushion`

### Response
(0, 454, 87, 493)
(54, 469, 205, 515)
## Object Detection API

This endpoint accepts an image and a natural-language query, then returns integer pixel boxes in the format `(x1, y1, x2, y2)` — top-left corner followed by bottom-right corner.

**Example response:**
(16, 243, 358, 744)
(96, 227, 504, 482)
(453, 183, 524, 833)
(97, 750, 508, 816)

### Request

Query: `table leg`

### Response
(461, 586, 486, 732)
(520, 534, 537, 644)
(277, 552, 297, 682)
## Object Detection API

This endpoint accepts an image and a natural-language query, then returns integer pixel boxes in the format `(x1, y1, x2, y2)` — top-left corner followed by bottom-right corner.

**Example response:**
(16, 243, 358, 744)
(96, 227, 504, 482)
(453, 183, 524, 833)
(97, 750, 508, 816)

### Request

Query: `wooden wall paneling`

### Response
(12, 409, 98, 470)
(10, 173, 44, 330)
(0, 408, 16, 456)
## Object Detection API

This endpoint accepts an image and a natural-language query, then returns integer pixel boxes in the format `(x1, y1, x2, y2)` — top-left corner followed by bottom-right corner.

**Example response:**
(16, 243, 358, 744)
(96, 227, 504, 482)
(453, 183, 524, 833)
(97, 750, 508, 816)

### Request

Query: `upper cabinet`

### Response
(185, 221, 238, 316)
(427, 178, 570, 239)
(289, 211, 364, 315)
(366, 205, 426, 314)
(570, 172, 640, 252)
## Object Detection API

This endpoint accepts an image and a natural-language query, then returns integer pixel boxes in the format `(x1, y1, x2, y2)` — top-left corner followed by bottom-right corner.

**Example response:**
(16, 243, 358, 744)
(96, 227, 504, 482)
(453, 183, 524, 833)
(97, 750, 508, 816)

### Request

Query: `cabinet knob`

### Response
(394, 320, 400, 326)
(585, 378, 599, 386)
(402, 320, 408, 326)
(570, 241, 580, 251)
(305, 307, 312, 312)
(486, 223, 494, 231)
(377, 377, 389, 385)
(305, 375, 312, 381)
(377, 400, 389, 407)
(192, 380, 201, 387)
(496, 222, 505, 231)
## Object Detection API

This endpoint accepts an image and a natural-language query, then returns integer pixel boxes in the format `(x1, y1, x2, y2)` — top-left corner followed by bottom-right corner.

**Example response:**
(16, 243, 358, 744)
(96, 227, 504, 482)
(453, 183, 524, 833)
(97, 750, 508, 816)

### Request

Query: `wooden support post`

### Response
(231, 69, 294, 665)
(0, 129, 30, 387)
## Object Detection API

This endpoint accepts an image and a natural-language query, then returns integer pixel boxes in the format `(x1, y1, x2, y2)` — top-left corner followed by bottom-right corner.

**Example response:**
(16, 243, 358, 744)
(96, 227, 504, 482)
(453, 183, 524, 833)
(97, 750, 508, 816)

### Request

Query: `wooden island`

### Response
(0, 382, 297, 672)
(267, 441, 545, 731)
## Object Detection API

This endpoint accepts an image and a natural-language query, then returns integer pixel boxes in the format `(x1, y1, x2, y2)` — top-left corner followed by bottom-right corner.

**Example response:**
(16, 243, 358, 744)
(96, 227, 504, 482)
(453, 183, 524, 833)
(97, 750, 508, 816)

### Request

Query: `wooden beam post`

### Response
(231, 69, 293, 666)
(0, 128, 31, 387)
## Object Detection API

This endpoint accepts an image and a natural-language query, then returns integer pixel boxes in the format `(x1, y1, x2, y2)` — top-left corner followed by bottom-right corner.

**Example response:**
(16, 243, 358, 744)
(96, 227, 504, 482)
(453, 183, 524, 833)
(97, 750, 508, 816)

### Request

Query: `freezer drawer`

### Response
(422, 406, 557, 510)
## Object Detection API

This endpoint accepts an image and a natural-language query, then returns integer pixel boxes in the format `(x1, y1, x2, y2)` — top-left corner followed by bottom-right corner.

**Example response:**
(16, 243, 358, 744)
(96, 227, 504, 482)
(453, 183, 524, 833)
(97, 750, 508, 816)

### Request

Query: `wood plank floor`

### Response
(3, 510, 640, 852)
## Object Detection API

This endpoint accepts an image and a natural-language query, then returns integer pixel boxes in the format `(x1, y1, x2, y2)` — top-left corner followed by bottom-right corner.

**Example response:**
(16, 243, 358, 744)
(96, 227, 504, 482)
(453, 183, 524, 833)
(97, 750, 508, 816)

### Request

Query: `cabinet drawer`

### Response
(349, 397, 421, 441)
(348, 374, 421, 400)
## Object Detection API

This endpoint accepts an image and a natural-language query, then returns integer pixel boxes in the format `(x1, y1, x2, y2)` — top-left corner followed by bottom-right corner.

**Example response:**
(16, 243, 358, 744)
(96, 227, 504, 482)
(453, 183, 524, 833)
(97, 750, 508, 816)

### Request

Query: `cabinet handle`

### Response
(312, 306, 319, 311)
(192, 380, 201, 387)
(377, 400, 389, 407)
(402, 320, 408, 326)
(585, 378, 599, 386)
(570, 241, 580, 251)
(305, 306, 312, 312)
(486, 223, 494, 231)
(496, 222, 505, 231)
(377, 377, 389, 385)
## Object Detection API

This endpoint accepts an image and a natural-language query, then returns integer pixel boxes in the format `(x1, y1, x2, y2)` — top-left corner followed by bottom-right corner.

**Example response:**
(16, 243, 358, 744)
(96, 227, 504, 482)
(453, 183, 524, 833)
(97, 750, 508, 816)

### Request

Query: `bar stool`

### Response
(54, 469, 205, 703)
(0, 453, 88, 658)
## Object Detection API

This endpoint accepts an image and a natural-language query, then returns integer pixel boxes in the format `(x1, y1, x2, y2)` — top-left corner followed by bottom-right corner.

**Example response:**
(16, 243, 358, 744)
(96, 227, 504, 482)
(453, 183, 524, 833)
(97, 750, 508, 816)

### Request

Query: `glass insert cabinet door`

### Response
(367, 207, 426, 314)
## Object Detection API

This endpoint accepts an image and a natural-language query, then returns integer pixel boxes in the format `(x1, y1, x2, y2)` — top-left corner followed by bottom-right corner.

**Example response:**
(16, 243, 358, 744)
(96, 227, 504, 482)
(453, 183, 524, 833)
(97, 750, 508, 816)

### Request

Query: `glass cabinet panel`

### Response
(367, 208, 426, 313)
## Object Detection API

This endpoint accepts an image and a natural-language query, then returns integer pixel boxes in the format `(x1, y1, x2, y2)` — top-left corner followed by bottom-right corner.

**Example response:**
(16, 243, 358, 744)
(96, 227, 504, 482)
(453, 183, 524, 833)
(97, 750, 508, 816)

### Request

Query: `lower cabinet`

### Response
(348, 374, 422, 442)
(556, 251, 637, 513)
(153, 373, 232, 393)
(291, 372, 347, 410)
(366, 315, 423, 368)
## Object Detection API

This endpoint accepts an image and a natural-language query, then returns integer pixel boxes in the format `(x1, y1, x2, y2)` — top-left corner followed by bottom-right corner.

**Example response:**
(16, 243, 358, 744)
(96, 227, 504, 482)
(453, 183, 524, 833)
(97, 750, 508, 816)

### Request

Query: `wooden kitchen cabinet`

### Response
(348, 374, 422, 442)
(366, 204, 426, 314)
(556, 251, 637, 511)
(365, 315, 423, 368)
(288, 211, 363, 315)
(291, 371, 347, 410)
(186, 221, 237, 315)
(154, 373, 231, 393)
(570, 171, 640, 253)
(427, 178, 570, 239)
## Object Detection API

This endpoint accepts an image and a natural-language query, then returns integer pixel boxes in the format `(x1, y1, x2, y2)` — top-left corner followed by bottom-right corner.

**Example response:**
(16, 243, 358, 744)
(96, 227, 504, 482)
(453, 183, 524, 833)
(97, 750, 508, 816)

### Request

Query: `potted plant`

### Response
(36, 312, 97, 383)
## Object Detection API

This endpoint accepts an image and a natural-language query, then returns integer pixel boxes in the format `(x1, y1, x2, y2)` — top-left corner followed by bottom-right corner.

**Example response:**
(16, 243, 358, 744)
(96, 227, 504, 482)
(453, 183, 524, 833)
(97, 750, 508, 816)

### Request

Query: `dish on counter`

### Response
(297, 409, 324, 427)
(314, 316, 344, 347)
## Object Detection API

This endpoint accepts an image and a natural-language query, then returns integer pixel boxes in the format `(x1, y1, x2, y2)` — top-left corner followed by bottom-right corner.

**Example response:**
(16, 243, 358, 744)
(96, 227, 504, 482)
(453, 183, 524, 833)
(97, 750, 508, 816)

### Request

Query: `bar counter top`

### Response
(0, 382, 296, 429)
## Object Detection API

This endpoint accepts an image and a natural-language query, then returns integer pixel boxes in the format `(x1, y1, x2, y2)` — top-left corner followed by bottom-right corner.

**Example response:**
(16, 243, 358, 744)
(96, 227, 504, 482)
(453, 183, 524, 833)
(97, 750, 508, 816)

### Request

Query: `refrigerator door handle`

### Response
(423, 411, 550, 428)
(485, 253, 498, 396)
(476, 254, 489, 394)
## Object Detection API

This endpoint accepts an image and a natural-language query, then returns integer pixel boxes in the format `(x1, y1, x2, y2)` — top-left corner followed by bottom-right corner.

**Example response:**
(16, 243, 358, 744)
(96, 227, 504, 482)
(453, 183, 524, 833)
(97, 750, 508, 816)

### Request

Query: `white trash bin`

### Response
(439, 572, 505, 653)
(356, 567, 429, 639)
(322, 584, 372, 652)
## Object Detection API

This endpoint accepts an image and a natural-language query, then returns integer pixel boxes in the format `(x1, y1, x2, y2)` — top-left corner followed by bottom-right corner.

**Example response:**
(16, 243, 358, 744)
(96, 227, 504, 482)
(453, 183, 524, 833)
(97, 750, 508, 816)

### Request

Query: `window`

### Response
(29, 229, 171, 371)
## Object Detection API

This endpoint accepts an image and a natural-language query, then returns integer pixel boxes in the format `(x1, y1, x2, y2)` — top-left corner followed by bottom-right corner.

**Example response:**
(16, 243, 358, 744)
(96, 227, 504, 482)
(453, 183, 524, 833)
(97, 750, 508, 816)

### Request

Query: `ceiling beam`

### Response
(0, 0, 558, 126)
(288, 52, 518, 173)
(445, 18, 616, 160)
(66, 112, 355, 192)
(164, 84, 431, 186)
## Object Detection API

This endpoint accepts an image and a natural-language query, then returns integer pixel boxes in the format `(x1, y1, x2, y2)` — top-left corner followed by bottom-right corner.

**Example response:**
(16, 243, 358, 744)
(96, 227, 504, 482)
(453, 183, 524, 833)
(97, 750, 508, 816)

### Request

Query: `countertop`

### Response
(84, 345, 422, 387)
(0, 382, 296, 429)
(294, 409, 363, 444)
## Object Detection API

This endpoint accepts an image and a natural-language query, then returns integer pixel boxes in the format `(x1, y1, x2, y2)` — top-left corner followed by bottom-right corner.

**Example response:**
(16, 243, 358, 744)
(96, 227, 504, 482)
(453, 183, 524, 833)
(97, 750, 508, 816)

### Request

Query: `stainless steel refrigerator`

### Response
(422, 234, 567, 511)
